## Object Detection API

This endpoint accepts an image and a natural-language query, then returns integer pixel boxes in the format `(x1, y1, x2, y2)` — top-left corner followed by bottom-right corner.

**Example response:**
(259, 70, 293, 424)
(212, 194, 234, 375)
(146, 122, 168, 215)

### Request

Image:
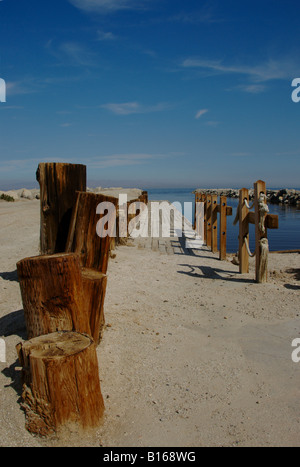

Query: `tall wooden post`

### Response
(219, 196, 227, 261)
(254, 180, 268, 283)
(36, 163, 86, 255)
(206, 195, 212, 249)
(81, 268, 107, 345)
(211, 195, 218, 253)
(239, 188, 249, 274)
(195, 193, 205, 239)
(66, 192, 118, 274)
(194, 192, 200, 230)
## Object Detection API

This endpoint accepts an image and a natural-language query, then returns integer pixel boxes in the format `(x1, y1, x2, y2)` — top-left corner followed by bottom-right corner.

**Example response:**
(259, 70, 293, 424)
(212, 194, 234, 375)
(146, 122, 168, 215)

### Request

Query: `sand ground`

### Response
(0, 198, 299, 447)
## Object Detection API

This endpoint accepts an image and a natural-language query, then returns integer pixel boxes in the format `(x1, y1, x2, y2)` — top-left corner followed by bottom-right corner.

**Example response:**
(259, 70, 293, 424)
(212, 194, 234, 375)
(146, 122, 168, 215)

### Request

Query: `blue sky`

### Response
(0, 0, 300, 189)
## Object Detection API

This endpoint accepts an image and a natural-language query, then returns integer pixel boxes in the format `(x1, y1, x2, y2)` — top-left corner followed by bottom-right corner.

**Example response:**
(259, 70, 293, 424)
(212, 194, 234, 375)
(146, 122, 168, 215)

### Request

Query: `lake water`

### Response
(148, 188, 300, 253)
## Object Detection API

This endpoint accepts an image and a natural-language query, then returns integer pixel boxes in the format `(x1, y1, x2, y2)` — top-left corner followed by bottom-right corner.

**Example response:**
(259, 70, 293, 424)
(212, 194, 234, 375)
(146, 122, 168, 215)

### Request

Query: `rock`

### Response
(20, 189, 34, 200)
(3, 190, 19, 201)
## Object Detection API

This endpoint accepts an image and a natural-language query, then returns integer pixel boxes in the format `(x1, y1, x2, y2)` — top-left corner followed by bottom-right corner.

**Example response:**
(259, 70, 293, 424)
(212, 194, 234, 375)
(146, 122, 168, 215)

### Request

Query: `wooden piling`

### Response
(239, 188, 250, 274)
(219, 196, 227, 261)
(211, 195, 218, 253)
(36, 163, 86, 255)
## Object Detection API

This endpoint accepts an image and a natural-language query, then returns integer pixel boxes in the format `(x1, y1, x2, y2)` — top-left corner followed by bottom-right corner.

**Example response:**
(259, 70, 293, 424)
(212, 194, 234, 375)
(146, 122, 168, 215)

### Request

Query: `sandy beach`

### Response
(0, 197, 299, 447)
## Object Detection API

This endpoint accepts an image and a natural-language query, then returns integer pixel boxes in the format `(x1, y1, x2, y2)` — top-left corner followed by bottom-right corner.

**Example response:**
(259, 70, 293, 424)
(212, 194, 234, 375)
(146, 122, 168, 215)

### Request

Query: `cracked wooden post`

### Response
(239, 188, 250, 274)
(36, 163, 86, 255)
(66, 192, 118, 274)
(219, 196, 227, 261)
(17, 253, 91, 340)
(254, 180, 268, 283)
(203, 194, 207, 245)
(81, 268, 107, 345)
(206, 195, 212, 249)
(194, 193, 205, 239)
(16, 331, 104, 437)
(211, 194, 218, 253)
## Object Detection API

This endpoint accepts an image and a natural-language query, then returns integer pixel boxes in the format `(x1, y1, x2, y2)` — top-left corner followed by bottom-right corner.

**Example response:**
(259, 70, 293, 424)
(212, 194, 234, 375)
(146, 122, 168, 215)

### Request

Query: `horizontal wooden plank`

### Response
(248, 211, 255, 224)
(266, 214, 279, 230)
(270, 250, 300, 254)
(216, 205, 232, 216)
(248, 212, 278, 229)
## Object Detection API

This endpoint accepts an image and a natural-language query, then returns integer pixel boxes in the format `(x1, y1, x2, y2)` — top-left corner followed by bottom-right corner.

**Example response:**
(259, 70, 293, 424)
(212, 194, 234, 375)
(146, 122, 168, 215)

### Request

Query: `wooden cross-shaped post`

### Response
(238, 180, 279, 283)
(194, 192, 232, 259)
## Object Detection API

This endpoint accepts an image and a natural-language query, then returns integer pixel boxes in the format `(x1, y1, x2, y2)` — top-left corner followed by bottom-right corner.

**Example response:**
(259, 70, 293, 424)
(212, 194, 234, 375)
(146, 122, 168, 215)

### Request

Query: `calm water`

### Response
(148, 188, 300, 253)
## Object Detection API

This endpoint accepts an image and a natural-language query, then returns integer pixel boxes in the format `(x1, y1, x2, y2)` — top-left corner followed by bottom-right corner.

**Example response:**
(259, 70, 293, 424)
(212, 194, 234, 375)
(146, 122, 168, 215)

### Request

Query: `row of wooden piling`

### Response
(194, 180, 279, 283)
(15, 162, 148, 437)
(194, 192, 232, 261)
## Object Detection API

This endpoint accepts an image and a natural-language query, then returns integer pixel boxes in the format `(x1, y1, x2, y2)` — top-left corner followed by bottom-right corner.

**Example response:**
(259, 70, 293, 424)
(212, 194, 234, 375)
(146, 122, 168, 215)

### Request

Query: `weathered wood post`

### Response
(206, 195, 212, 248)
(236, 181, 278, 282)
(141, 191, 149, 204)
(17, 253, 91, 340)
(254, 180, 268, 283)
(16, 331, 104, 437)
(194, 193, 205, 239)
(239, 188, 250, 274)
(194, 192, 198, 230)
(81, 268, 107, 345)
(36, 163, 86, 254)
(211, 194, 218, 253)
(66, 192, 118, 274)
(219, 196, 227, 261)
(203, 194, 207, 245)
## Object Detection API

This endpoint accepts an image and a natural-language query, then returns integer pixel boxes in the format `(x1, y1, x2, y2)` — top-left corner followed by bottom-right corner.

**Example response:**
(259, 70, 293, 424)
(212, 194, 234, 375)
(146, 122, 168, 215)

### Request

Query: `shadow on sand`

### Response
(177, 263, 256, 284)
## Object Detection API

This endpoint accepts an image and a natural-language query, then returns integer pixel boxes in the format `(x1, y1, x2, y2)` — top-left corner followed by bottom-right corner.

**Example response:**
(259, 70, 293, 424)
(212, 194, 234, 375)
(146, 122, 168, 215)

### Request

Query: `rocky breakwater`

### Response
(194, 188, 300, 206)
(0, 188, 40, 201)
(0, 187, 144, 203)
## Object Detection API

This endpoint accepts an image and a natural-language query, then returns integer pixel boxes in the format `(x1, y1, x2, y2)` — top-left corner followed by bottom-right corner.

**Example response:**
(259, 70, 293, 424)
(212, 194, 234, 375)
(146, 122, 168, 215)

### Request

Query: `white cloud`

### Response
(88, 153, 163, 168)
(168, 3, 222, 24)
(0, 153, 169, 175)
(58, 42, 95, 66)
(46, 40, 95, 67)
(206, 121, 220, 127)
(182, 57, 299, 83)
(97, 30, 117, 41)
(101, 101, 170, 115)
(195, 109, 208, 119)
(68, 0, 148, 13)
(237, 84, 266, 94)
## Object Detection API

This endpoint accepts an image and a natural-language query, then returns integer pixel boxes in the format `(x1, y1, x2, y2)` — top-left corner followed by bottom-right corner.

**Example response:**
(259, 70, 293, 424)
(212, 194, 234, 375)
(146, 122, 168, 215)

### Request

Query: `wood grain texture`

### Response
(16, 331, 104, 436)
(66, 192, 118, 274)
(17, 253, 91, 339)
(81, 268, 107, 345)
(36, 163, 86, 255)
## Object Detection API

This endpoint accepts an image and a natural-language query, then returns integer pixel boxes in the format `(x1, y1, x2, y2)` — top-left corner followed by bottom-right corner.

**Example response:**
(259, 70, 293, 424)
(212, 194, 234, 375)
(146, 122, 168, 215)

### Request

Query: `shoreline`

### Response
(1, 186, 300, 207)
(194, 188, 300, 206)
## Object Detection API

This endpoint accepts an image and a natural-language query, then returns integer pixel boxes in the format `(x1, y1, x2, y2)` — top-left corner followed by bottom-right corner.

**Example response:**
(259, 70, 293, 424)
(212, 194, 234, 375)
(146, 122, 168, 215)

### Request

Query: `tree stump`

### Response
(16, 331, 104, 437)
(36, 163, 86, 255)
(81, 268, 107, 345)
(17, 253, 91, 340)
(66, 192, 118, 274)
